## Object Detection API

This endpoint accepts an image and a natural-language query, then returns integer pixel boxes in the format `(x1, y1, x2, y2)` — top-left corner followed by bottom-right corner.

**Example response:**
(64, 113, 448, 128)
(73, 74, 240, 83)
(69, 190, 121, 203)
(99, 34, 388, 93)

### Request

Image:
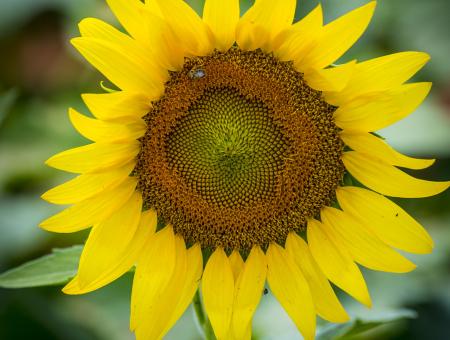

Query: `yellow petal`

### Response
(82, 91, 151, 122)
(40, 177, 137, 233)
(65, 192, 142, 290)
(343, 151, 450, 198)
(334, 82, 432, 132)
(292, 4, 323, 30)
(266, 243, 316, 340)
(202, 247, 235, 340)
(321, 207, 416, 273)
(340, 131, 435, 170)
(203, 0, 239, 51)
(325, 52, 430, 105)
(105, 0, 147, 42)
(163, 243, 203, 336)
(307, 218, 371, 307)
(229, 250, 244, 281)
(300, 1, 376, 69)
(64, 209, 157, 295)
(139, 9, 185, 71)
(82, 10, 181, 72)
(78, 16, 175, 77)
(42, 162, 134, 205)
(71, 37, 165, 96)
(135, 236, 188, 340)
(79, 17, 138, 46)
(285, 233, 349, 323)
(231, 246, 267, 340)
(274, 4, 323, 61)
(236, 0, 297, 51)
(304, 60, 356, 92)
(69, 108, 146, 143)
(155, 0, 213, 56)
(336, 186, 434, 254)
(45, 141, 140, 174)
(130, 225, 176, 331)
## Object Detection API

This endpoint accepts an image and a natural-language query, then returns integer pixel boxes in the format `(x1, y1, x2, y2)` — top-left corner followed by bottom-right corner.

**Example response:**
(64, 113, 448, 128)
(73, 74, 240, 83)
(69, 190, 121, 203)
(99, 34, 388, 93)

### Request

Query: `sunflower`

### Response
(40, 0, 449, 339)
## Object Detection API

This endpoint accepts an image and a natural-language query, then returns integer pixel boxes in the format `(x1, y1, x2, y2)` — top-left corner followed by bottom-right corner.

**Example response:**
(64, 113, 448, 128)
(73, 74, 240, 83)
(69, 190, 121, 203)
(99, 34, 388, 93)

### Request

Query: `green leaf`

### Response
(316, 309, 417, 340)
(0, 245, 82, 288)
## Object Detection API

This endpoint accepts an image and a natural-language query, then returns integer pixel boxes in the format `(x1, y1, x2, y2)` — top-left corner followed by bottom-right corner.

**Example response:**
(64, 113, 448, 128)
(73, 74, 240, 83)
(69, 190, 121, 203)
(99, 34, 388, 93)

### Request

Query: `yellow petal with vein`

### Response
(304, 60, 356, 92)
(307, 219, 371, 307)
(274, 4, 322, 61)
(130, 225, 176, 331)
(336, 186, 434, 254)
(66, 192, 142, 289)
(202, 247, 234, 340)
(135, 236, 187, 340)
(45, 141, 140, 174)
(203, 0, 239, 51)
(321, 207, 416, 273)
(82, 91, 151, 122)
(340, 131, 435, 170)
(80, 15, 176, 72)
(343, 151, 450, 198)
(325, 51, 430, 105)
(40, 177, 137, 233)
(266, 243, 316, 340)
(237, 0, 296, 51)
(42, 162, 134, 205)
(285, 233, 349, 323)
(163, 243, 203, 336)
(301, 1, 376, 69)
(231, 246, 267, 340)
(69, 108, 146, 143)
(71, 37, 165, 96)
(64, 209, 157, 295)
(79, 17, 139, 47)
(63, 210, 156, 295)
(105, 0, 147, 42)
(139, 9, 185, 71)
(155, 0, 213, 56)
(229, 250, 244, 281)
(334, 82, 432, 132)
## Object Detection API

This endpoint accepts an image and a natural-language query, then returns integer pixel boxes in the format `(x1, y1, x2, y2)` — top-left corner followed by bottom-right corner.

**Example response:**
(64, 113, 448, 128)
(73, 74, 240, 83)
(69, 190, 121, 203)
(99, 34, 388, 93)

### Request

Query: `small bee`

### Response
(188, 65, 206, 80)
(263, 288, 269, 295)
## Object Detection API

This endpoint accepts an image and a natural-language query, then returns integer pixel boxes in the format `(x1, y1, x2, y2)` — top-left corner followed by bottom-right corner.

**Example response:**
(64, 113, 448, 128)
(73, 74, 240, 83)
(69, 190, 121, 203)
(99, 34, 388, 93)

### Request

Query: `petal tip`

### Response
(70, 37, 82, 48)
(368, 1, 377, 10)
(40, 191, 51, 202)
(38, 219, 51, 230)
(363, 296, 373, 309)
(62, 278, 84, 295)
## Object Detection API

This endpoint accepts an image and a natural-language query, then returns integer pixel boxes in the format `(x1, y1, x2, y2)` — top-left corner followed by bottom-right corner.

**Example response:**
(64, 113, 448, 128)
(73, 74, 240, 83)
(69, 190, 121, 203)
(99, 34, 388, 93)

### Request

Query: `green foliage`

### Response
(316, 309, 417, 340)
(0, 246, 82, 288)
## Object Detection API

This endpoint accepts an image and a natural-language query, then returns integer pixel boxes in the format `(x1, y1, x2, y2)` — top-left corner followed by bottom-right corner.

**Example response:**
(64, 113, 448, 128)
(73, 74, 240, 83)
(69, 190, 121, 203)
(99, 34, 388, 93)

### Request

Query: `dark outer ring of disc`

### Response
(135, 48, 345, 251)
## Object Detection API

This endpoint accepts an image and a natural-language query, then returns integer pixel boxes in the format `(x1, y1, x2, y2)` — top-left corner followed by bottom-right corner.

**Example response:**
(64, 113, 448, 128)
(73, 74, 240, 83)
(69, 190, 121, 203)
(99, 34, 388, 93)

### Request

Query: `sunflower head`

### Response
(40, 0, 449, 339)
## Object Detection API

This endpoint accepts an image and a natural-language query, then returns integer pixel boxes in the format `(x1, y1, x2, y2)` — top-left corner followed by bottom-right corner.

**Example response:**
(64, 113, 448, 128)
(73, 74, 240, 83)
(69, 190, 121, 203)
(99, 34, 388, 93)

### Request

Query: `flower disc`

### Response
(135, 49, 345, 250)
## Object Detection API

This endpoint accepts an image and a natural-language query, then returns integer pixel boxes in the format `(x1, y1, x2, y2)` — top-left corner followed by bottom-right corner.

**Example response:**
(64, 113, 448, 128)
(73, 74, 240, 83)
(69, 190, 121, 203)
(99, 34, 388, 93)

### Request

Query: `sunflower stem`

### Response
(193, 289, 215, 340)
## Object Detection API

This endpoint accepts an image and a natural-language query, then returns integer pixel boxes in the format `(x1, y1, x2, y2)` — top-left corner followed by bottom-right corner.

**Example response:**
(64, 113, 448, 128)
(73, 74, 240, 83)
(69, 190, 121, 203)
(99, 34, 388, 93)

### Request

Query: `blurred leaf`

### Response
(0, 245, 82, 288)
(0, 88, 18, 127)
(316, 309, 417, 340)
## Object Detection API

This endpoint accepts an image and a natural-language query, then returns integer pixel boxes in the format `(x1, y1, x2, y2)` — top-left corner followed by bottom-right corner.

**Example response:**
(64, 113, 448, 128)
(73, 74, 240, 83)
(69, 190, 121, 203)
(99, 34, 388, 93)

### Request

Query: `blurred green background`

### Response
(0, 0, 449, 339)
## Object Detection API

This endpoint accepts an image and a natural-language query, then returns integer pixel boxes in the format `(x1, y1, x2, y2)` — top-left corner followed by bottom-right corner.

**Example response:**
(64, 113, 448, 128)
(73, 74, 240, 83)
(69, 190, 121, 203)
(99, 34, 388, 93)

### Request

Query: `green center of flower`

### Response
(165, 87, 289, 208)
(135, 48, 345, 251)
